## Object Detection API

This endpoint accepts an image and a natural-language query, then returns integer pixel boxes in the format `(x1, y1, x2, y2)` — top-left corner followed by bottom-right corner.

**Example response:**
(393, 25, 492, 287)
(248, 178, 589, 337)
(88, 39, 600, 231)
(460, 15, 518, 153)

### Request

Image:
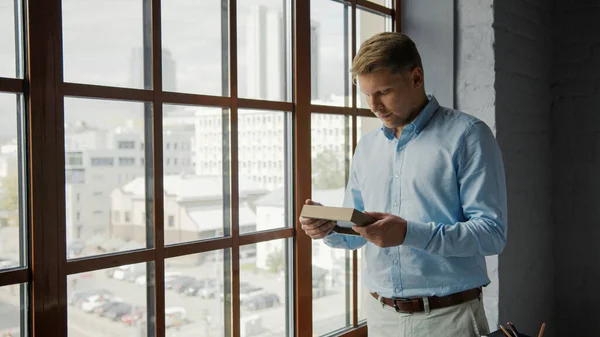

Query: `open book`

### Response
(300, 205, 376, 236)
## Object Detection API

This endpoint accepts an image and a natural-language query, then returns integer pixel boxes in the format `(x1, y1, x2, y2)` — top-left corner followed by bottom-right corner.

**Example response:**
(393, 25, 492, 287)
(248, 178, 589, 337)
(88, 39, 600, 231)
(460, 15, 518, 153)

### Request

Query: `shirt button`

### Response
(394, 287, 401, 293)
(393, 259, 398, 264)
(394, 174, 399, 179)
(393, 202, 399, 206)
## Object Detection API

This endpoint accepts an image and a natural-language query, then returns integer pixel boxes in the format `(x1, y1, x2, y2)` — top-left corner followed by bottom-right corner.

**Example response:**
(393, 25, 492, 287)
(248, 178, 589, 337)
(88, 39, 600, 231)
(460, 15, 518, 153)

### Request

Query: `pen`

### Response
(537, 323, 546, 337)
(507, 322, 519, 337)
(499, 325, 512, 337)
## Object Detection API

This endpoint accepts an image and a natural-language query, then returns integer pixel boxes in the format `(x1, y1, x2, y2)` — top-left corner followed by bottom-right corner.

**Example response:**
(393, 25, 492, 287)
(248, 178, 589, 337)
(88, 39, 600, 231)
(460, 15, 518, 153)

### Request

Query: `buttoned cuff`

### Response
(402, 220, 433, 250)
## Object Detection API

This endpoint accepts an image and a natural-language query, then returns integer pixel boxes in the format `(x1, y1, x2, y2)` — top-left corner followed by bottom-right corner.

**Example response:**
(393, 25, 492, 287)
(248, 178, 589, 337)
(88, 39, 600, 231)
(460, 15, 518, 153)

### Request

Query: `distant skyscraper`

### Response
(245, 5, 284, 101)
(129, 47, 177, 91)
(311, 21, 320, 101)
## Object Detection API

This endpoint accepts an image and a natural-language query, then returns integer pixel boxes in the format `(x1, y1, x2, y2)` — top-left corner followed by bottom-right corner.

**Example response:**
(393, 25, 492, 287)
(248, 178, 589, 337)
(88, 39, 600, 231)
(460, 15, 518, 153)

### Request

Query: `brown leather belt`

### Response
(371, 287, 481, 313)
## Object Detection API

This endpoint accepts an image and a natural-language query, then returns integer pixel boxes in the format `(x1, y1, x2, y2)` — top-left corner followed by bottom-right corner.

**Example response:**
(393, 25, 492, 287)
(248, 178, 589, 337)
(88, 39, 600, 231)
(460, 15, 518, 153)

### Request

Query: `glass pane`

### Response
(310, 0, 352, 107)
(356, 117, 378, 323)
(311, 114, 352, 335)
(164, 105, 228, 245)
(357, 116, 381, 143)
(162, 1, 226, 96)
(0, 93, 25, 270)
(62, 0, 145, 88)
(356, 10, 393, 109)
(239, 109, 291, 234)
(243, 239, 290, 336)
(0, 283, 26, 336)
(65, 98, 152, 258)
(357, 247, 366, 322)
(68, 263, 152, 337)
(238, 0, 292, 101)
(164, 250, 228, 337)
(0, 0, 23, 78)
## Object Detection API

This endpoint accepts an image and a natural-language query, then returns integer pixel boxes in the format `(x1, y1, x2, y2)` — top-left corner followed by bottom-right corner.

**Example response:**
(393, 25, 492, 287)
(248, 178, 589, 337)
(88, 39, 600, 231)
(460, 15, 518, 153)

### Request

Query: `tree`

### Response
(265, 247, 284, 273)
(312, 149, 345, 190)
(0, 173, 19, 226)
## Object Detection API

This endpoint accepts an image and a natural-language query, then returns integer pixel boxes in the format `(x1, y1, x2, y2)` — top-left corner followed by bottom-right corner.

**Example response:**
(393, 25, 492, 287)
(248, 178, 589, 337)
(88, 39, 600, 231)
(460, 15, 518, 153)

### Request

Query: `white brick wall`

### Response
(456, 0, 500, 329)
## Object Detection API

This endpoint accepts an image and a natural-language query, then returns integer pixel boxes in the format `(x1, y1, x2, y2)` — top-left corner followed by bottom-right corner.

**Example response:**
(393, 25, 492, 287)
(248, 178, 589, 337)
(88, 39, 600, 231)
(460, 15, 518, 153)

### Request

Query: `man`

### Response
(300, 32, 506, 337)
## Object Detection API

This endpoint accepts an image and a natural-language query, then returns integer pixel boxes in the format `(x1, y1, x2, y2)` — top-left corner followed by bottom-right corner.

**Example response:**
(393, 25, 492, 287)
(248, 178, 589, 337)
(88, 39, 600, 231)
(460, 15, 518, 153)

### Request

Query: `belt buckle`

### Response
(391, 297, 413, 313)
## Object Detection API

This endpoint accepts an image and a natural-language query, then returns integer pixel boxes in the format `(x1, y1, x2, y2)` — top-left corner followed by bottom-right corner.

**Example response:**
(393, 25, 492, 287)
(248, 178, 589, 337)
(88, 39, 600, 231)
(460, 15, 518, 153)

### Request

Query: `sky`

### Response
(0, 0, 375, 140)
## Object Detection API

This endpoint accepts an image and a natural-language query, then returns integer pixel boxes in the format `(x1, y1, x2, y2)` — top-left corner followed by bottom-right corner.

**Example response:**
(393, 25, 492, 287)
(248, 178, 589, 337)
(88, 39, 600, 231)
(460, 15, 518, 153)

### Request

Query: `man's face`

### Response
(357, 69, 423, 130)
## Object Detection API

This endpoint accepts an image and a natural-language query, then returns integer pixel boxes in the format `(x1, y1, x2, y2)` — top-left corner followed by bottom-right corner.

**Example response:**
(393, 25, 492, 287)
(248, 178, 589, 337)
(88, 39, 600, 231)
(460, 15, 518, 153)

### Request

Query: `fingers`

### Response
(300, 218, 331, 230)
(352, 224, 375, 236)
(299, 216, 329, 228)
(305, 199, 323, 206)
(302, 220, 335, 239)
(353, 220, 381, 236)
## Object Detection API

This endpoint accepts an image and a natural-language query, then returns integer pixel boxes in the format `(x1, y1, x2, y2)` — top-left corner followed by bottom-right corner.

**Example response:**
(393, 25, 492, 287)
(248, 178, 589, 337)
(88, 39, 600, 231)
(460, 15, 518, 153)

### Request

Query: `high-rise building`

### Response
(311, 21, 320, 101)
(244, 5, 285, 101)
(129, 47, 177, 91)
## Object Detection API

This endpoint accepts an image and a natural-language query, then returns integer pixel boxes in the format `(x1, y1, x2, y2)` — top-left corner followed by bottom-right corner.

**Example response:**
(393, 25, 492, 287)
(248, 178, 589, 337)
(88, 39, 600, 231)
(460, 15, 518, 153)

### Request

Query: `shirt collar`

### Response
(381, 94, 439, 139)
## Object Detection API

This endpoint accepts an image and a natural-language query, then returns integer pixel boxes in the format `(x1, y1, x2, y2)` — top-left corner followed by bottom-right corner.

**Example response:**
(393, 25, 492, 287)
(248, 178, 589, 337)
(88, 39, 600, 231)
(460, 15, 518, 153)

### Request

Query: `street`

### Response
(0, 260, 355, 337)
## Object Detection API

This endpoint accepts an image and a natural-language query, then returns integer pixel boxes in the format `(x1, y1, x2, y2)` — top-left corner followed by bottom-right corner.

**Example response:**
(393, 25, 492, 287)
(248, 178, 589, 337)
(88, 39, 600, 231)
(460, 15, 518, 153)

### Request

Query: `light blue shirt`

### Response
(323, 95, 507, 298)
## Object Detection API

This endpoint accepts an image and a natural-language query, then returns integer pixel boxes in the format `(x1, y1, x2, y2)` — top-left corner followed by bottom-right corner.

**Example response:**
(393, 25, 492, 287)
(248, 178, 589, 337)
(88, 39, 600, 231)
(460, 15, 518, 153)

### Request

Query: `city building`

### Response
(110, 174, 267, 257)
(64, 120, 194, 244)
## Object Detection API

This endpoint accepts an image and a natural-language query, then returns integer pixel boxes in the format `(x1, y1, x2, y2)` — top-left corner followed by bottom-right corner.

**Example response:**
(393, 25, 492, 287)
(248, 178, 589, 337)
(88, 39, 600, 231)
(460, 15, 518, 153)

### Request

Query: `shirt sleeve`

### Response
(402, 121, 508, 257)
(322, 155, 368, 251)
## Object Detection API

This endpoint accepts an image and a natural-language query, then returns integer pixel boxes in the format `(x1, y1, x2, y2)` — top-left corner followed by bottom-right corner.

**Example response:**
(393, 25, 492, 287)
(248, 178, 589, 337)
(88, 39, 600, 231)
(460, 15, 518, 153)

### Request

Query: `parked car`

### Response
(93, 299, 124, 315)
(121, 308, 145, 327)
(0, 258, 18, 269)
(165, 307, 187, 328)
(239, 284, 264, 302)
(167, 275, 195, 291)
(103, 303, 141, 322)
(183, 279, 217, 297)
(81, 294, 114, 312)
(69, 289, 112, 308)
(242, 292, 280, 311)
(220, 282, 264, 302)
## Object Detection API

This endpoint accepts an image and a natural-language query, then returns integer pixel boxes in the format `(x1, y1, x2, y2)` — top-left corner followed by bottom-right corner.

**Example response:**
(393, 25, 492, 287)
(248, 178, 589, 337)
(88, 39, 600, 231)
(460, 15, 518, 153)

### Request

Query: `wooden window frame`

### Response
(0, 0, 401, 336)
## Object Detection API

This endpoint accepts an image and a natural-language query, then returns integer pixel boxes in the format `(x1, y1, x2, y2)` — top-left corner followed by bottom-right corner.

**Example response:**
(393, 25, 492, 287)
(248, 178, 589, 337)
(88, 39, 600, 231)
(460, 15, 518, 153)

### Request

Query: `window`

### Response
(117, 140, 135, 149)
(90, 157, 114, 166)
(118, 157, 135, 166)
(66, 152, 83, 166)
(66, 169, 85, 184)
(1, 0, 397, 336)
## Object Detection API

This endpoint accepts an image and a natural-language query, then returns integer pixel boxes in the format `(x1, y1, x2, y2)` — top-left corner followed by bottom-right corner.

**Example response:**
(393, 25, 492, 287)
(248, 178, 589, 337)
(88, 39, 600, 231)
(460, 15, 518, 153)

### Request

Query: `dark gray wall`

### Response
(456, 0, 557, 334)
(437, 1, 600, 335)
(552, 1, 600, 336)
(493, 0, 555, 335)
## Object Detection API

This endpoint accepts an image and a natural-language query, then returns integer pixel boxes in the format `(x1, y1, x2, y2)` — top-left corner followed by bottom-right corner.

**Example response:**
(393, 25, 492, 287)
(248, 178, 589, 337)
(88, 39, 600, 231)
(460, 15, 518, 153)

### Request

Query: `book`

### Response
(300, 205, 377, 236)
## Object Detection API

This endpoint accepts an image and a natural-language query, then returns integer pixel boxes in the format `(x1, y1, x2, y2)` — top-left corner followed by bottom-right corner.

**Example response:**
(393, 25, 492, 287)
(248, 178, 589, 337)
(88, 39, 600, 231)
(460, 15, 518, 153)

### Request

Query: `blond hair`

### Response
(351, 32, 423, 80)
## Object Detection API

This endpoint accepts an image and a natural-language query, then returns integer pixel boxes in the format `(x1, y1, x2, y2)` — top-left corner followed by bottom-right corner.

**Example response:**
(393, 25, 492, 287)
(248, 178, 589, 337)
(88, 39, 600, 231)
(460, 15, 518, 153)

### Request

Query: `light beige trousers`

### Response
(366, 293, 490, 337)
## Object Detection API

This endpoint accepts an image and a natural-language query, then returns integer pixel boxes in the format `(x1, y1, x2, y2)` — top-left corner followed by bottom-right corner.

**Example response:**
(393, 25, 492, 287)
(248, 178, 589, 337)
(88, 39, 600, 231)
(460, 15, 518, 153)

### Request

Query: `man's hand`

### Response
(352, 212, 408, 247)
(299, 199, 336, 239)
